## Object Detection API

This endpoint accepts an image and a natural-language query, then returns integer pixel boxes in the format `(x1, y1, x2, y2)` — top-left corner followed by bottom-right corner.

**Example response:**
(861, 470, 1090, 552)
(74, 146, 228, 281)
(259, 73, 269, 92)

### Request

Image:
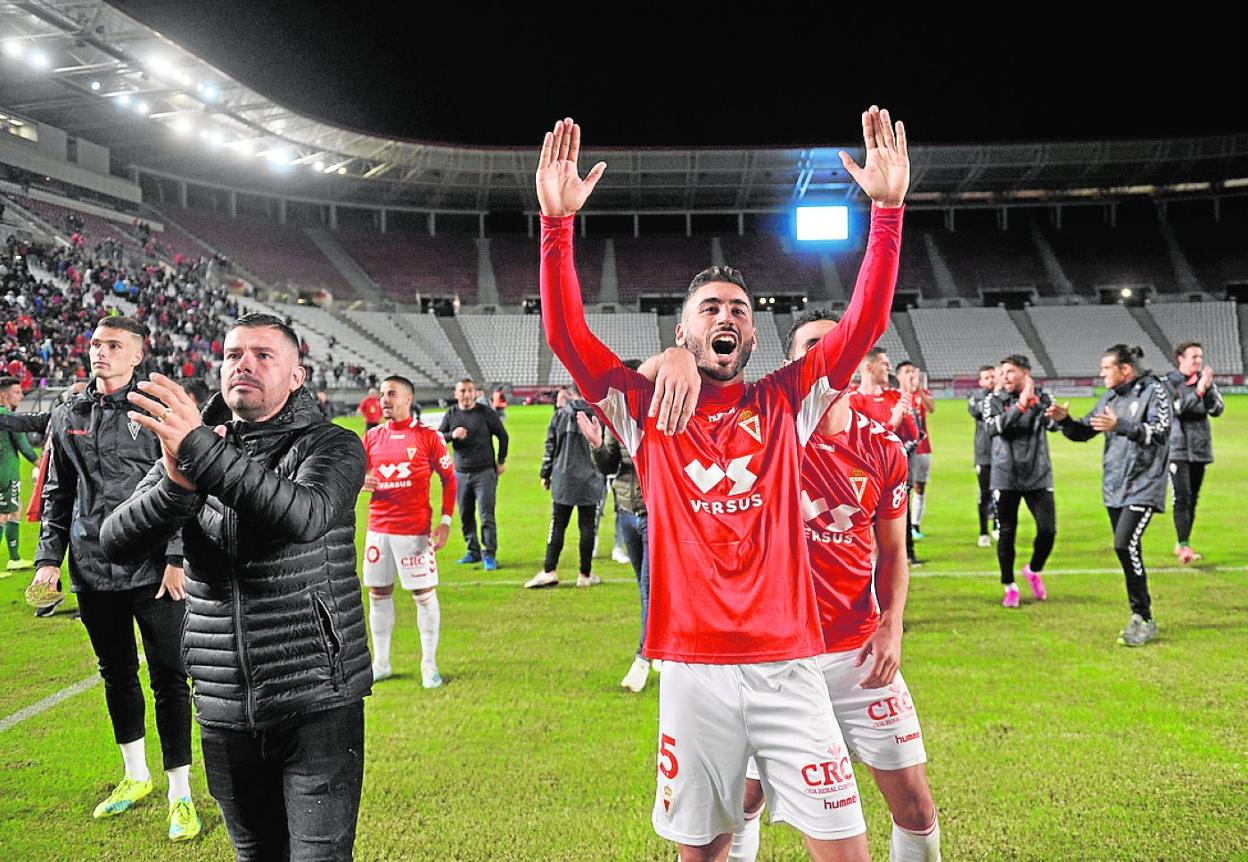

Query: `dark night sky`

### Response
(106, 2, 1239, 149)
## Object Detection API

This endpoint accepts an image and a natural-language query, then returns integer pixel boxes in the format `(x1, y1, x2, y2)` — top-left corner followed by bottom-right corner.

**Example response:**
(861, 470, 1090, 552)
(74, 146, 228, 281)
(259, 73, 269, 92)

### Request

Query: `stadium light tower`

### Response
(2, 41, 23, 59)
(28, 49, 49, 69)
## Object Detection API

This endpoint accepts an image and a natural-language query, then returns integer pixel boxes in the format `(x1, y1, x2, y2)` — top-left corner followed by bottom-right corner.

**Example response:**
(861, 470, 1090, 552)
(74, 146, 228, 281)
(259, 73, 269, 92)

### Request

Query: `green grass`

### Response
(0, 397, 1244, 861)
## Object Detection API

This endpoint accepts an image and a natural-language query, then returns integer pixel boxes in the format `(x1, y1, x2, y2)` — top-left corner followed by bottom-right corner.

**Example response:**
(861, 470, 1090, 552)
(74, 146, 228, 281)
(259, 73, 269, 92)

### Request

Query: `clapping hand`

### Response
(1090, 406, 1119, 432)
(575, 411, 604, 449)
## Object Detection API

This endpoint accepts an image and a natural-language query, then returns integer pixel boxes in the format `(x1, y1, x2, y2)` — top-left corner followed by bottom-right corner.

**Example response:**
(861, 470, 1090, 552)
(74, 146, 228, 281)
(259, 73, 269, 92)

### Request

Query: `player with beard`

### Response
(361, 375, 455, 688)
(538, 109, 908, 861)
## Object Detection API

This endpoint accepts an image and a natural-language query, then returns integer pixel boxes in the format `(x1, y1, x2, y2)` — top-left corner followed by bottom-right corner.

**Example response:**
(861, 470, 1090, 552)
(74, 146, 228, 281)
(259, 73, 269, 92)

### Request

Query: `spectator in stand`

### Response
(526, 385, 604, 590)
(438, 379, 508, 571)
(358, 388, 382, 431)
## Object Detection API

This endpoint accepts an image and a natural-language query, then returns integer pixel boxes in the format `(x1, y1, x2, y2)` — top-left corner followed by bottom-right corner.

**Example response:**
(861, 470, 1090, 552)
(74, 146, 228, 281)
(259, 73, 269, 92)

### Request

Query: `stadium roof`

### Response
(3, 0, 1248, 214)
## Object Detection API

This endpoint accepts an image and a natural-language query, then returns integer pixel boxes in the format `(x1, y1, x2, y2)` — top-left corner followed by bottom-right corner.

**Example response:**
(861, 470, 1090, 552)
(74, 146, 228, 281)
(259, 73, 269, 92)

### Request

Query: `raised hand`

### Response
(536, 118, 607, 218)
(574, 411, 604, 449)
(1045, 401, 1070, 422)
(840, 106, 910, 209)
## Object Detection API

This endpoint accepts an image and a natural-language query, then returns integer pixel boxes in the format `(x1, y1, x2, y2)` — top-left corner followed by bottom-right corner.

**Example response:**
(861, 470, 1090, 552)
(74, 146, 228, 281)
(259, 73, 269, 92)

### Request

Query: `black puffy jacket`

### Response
(101, 388, 371, 731)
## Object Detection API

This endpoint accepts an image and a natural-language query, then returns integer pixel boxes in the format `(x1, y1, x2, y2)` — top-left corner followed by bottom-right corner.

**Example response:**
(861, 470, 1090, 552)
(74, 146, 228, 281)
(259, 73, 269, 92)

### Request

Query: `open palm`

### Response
(840, 106, 910, 209)
(536, 118, 607, 218)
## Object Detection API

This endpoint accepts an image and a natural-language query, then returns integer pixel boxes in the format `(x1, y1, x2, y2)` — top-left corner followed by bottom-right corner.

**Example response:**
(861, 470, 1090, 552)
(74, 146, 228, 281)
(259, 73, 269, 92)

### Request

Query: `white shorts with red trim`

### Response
(652, 659, 865, 846)
(362, 531, 439, 590)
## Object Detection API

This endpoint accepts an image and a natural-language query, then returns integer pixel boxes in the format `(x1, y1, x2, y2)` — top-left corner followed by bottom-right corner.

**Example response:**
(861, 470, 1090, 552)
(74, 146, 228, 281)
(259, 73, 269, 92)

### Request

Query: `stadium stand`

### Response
(400, 313, 471, 383)
(550, 312, 664, 385)
(875, 318, 911, 365)
(1025, 305, 1156, 377)
(1041, 224, 1179, 296)
(1147, 300, 1244, 375)
(613, 236, 713, 300)
(909, 307, 1033, 379)
(1172, 222, 1248, 295)
(936, 223, 1052, 297)
(460, 314, 541, 385)
(720, 235, 824, 298)
(173, 207, 355, 297)
(337, 229, 477, 302)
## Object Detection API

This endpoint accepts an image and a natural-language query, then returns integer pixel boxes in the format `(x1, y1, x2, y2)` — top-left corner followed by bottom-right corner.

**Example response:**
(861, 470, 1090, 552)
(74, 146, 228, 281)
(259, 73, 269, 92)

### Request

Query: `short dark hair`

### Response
(1001, 354, 1031, 371)
(456, 378, 476, 388)
(895, 360, 915, 373)
(96, 315, 149, 341)
(683, 265, 752, 315)
(784, 308, 842, 358)
(979, 364, 997, 373)
(1105, 343, 1145, 368)
(183, 379, 212, 407)
(383, 375, 414, 395)
(0, 376, 20, 389)
(865, 346, 889, 362)
(622, 358, 643, 371)
(1174, 340, 1202, 359)
(228, 313, 300, 352)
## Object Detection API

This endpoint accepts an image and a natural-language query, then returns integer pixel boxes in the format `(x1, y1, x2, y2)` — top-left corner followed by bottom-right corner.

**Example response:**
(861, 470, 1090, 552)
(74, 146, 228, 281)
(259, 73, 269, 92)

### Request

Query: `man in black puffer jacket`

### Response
(102, 313, 370, 861)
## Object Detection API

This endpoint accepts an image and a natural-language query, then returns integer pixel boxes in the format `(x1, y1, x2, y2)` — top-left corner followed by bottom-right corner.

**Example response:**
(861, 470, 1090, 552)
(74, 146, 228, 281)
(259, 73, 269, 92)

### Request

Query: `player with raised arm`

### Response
(538, 109, 907, 861)
(361, 376, 455, 688)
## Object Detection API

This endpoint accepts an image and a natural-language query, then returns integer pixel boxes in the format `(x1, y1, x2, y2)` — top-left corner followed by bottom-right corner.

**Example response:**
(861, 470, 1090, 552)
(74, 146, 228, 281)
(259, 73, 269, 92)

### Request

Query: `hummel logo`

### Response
(685, 455, 757, 495)
(377, 462, 412, 480)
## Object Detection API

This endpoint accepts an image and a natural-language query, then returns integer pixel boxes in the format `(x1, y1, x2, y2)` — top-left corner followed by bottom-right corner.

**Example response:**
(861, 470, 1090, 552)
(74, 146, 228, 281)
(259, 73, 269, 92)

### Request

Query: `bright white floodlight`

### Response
(795, 206, 849, 242)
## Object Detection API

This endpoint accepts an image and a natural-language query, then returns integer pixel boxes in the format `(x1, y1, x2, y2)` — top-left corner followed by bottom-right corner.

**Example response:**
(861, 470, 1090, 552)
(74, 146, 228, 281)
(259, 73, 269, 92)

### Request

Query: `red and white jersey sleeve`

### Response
(540, 207, 903, 665)
(803, 411, 909, 652)
(848, 388, 919, 444)
(364, 419, 456, 536)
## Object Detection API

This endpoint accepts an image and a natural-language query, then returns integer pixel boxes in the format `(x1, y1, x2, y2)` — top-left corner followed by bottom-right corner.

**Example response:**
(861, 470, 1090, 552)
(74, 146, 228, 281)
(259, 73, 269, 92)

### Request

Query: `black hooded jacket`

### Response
(101, 387, 371, 731)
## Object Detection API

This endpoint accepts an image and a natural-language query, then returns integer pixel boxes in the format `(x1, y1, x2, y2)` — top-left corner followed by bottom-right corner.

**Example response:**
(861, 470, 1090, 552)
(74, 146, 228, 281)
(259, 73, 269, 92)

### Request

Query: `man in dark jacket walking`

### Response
(1166, 341, 1224, 565)
(1048, 344, 1171, 647)
(526, 385, 605, 589)
(983, 355, 1057, 608)
(967, 365, 997, 548)
(439, 378, 508, 570)
(101, 313, 370, 860)
(30, 316, 200, 841)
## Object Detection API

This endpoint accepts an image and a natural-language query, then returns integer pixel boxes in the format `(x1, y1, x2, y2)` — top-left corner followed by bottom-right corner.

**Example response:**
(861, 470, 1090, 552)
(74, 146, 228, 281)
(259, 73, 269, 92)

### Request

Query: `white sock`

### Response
(727, 807, 762, 862)
(891, 817, 941, 862)
(120, 738, 150, 782)
(369, 595, 395, 670)
(414, 590, 440, 670)
(166, 764, 191, 801)
(1004, 583, 1018, 594)
(912, 493, 927, 527)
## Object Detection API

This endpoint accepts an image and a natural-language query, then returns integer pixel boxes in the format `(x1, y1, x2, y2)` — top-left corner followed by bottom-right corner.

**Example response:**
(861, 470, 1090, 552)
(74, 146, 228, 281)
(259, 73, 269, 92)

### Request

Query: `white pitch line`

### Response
(0, 654, 144, 735)
(441, 564, 1248, 589)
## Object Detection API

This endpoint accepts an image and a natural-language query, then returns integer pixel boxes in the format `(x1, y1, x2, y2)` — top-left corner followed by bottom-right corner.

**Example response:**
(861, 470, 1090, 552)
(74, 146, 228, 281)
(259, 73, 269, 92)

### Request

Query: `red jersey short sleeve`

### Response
(364, 419, 454, 535)
(803, 411, 909, 652)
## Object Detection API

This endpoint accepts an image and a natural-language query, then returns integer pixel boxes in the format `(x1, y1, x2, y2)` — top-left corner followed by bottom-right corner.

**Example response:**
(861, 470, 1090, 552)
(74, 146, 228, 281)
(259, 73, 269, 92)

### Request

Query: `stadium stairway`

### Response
(436, 317, 485, 385)
(891, 312, 926, 369)
(922, 234, 961, 300)
(537, 327, 554, 385)
(334, 310, 431, 380)
(149, 206, 273, 292)
(657, 315, 678, 350)
(1007, 309, 1058, 378)
(818, 254, 847, 304)
(1028, 220, 1076, 296)
(303, 227, 380, 303)
(1239, 305, 1248, 375)
(1127, 306, 1177, 361)
(598, 240, 620, 305)
(1160, 225, 1204, 294)
(476, 238, 500, 306)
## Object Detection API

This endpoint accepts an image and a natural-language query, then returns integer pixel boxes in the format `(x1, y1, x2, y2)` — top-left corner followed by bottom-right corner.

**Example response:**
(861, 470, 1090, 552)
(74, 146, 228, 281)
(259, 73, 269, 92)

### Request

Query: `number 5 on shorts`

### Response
(658, 733, 679, 779)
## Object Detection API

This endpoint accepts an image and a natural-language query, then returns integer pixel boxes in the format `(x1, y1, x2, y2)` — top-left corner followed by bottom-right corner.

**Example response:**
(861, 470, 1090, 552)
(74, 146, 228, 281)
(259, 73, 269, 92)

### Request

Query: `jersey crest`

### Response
(848, 469, 868, 503)
(738, 409, 762, 444)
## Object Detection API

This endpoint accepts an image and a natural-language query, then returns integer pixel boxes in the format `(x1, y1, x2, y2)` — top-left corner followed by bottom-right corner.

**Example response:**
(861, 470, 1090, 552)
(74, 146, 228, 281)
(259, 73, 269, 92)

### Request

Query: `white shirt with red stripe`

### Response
(803, 410, 909, 652)
(364, 417, 456, 536)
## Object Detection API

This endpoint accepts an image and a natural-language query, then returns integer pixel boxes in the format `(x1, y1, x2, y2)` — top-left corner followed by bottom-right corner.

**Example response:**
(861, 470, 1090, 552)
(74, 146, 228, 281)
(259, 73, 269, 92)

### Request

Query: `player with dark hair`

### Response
(725, 310, 940, 862)
(362, 374, 455, 688)
(892, 361, 927, 564)
(1048, 344, 1171, 646)
(968, 365, 997, 548)
(439, 378, 508, 571)
(539, 109, 907, 861)
(0, 375, 39, 574)
(1166, 340, 1223, 565)
(982, 354, 1057, 608)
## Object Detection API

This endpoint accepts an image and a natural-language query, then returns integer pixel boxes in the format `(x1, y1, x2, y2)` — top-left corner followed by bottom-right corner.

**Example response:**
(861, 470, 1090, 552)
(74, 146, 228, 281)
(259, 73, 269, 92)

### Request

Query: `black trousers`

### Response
(76, 587, 192, 771)
(1169, 460, 1207, 546)
(975, 464, 994, 535)
(456, 469, 499, 558)
(543, 502, 597, 574)
(201, 701, 365, 862)
(994, 489, 1057, 584)
(904, 486, 915, 560)
(1108, 505, 1155, 620)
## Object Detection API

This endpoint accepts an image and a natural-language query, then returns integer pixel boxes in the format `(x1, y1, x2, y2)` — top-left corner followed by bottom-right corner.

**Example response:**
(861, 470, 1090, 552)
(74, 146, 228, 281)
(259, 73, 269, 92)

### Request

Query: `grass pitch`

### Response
(0, 396, 1243, 861)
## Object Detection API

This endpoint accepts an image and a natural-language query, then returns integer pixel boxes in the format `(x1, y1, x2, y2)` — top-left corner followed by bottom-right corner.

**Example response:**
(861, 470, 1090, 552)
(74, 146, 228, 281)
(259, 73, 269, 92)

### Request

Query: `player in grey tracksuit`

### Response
(968, 365, 997, 546)
(1166, 341, 1224, 564)
(1048, 345, 1171, 646)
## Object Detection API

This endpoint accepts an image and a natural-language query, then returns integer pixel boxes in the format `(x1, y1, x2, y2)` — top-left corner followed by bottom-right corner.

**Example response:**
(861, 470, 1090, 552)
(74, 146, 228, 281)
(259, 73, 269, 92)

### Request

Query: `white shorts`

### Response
(652, 659, 865, 846)
(362, 531, 439, 590)
(909, 453, 931, 484)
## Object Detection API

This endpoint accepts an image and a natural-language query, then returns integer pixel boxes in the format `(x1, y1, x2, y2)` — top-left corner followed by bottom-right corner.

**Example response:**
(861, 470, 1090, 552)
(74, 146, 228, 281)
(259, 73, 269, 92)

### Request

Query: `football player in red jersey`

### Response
(538, 108, 908, 862)
(361, 376, 455, 689)
(724, 312, 939, 862)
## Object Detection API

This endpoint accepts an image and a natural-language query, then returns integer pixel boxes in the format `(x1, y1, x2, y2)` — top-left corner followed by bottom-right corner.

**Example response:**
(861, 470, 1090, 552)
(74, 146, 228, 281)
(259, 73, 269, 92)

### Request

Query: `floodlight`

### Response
(795, 205, 849, 242)
(3, 41, 24, 59)
(89, 80, 101, 91)
(313, 160, 325, 172)
(28, 49, 49, 69)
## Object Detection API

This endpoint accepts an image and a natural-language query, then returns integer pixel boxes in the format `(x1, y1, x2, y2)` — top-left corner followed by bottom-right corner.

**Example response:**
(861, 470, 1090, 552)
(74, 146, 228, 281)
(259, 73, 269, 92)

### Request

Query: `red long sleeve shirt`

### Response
(540, 206, 903, 663)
